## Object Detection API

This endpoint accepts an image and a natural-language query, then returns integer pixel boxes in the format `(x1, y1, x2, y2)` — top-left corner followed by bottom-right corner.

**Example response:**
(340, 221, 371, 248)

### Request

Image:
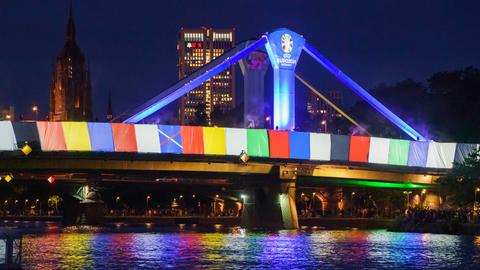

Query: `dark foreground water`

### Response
(6, 223, 480, 269)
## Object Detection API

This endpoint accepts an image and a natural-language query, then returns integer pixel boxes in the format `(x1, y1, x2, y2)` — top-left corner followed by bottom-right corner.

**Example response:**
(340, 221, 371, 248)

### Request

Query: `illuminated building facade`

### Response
(49, 4, 93, 121)
(306, 90, 343, 119)
(177, 27, 235, 125)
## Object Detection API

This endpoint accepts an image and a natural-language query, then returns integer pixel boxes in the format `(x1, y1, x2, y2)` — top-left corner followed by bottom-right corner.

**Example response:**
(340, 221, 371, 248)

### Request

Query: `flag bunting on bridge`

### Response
(0, 121, 479, 170)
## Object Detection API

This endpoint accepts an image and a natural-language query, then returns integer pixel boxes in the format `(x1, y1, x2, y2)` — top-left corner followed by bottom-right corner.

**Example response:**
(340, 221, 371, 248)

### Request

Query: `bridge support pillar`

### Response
(80, 174, 104, 225)
(240, 170, 298, 229)
(279, 181, 299, 229)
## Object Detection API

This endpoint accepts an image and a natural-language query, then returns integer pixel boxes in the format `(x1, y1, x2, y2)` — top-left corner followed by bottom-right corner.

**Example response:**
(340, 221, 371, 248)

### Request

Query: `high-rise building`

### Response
(177, 27, 235, 125)
(49, 3, 93, 121)
(306, 90, 343, 119)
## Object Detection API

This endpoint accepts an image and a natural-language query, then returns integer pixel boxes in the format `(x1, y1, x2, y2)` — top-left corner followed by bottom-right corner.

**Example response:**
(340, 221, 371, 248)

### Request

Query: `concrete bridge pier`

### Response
(240, 168, 299, 230)
(80, 174, 105, 225)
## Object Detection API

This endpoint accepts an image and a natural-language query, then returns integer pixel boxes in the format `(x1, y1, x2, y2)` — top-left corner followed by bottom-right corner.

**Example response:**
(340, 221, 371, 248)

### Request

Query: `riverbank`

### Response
(0, 215, 394, 230)
(388, 216, 480, 235)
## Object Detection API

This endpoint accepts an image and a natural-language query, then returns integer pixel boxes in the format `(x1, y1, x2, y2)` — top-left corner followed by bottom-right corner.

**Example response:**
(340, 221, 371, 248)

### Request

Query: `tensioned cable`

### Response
(295, 74, 371, 136)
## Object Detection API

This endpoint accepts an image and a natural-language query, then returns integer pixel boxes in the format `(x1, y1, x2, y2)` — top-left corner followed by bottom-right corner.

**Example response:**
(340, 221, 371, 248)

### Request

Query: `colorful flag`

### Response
(330, 135, 349, 161)
(36, 122, 67, 151)
(62, 122, 91, 151)
(426, 142, 456, 169)
(87, 122, 114, 152)
(349, 136, 370, 163)
(134, 124, 161, 153)
(368, 137, 390, 164)
(111, 123, 137, 152)
(158, 125, 183, 154)
(289, 131, 309, 160)
(407, 141, 429, 167)
(246, 129, 269, 157)
(12, 122, 40, 149)
(225, 128, 247, 156)
(268, 130, 290, 158)
(0, 121, 17, 151)
(310, 133, 331, 161)
(388, 139, 410, 166)
(203, 127, 226, 155)
(181, 126, 204, 154)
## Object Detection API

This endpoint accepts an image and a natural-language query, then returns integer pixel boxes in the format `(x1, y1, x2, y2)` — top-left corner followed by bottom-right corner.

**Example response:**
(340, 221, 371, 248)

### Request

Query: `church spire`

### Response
(107, 91, 113, 121)
(66, 0, 76, 44)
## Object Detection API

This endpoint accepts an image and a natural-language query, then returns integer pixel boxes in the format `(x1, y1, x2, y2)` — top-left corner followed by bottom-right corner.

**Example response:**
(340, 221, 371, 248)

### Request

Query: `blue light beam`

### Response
(123, 37, 268, 123)
(303, 42, 426, 141)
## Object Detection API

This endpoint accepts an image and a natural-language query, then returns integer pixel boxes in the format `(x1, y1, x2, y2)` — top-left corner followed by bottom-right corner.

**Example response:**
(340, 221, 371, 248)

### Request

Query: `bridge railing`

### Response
(0, 121, 478, 170)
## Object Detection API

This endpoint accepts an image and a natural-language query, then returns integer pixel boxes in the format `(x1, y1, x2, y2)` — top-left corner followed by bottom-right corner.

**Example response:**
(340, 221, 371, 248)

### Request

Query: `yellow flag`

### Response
(62, 122, 92, 151)
(203, 127, 226, 155)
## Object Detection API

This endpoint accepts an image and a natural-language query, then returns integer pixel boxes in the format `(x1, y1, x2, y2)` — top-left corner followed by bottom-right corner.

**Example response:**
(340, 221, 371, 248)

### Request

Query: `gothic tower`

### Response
(49, 2, 93, 121)
(106, 91, 113, 121)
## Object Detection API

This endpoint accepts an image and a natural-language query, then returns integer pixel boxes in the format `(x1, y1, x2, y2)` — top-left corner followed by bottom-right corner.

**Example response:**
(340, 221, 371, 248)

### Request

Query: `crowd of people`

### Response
(404, 207, 475, 224)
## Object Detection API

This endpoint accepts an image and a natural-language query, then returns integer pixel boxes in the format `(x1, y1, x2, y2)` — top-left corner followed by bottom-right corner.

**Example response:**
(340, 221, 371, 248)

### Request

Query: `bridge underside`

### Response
(0, 153, 442, 229)
(0, 153, 441, 186)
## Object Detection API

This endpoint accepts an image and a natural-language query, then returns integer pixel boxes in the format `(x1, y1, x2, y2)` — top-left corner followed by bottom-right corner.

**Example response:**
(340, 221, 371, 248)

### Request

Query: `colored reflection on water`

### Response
(20, 228, 480, 269)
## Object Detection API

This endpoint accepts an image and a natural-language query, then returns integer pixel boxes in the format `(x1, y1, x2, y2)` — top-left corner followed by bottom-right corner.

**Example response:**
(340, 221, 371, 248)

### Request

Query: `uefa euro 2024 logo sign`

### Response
(281, 33, 293, 53)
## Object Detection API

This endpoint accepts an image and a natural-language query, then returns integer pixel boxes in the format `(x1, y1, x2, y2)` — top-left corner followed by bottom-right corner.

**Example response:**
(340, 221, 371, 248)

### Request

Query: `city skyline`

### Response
(1, 1, 479, 120)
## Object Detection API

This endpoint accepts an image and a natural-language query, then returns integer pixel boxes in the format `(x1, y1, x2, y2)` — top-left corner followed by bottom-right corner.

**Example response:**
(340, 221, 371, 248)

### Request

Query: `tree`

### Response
(48, 195, 63, 214)
(436, 150, 480, 206)
(349, 79, 427, 138)
(427, 67, 480, 142)
(349, 67, 480, 142)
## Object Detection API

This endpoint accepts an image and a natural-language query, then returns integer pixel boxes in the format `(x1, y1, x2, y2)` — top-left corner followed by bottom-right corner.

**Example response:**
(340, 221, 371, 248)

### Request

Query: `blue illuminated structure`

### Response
(302, 43, 426, 141)
(265, 29, 305, 130)
(123, 37, 267, 123)
(122, 28, 425, 141)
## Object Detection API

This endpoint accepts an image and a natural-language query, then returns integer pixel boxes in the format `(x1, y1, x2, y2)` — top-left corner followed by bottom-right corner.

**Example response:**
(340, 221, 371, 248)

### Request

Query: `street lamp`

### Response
(421, 189, 427, 208)
(240, 194, 247, 212)
(475, 188, 480, 211)
(403, 191, 412, 210)
(311, 192, 318, 216)
(32, 105, 38, 120)
(321, 120, 327, 133)
(35, 199, 40, 215)
(265, 116, 271, 129)
(351, 192, 356, 216)
(115, 196, 120, 210)
(146, 195, 151, 216)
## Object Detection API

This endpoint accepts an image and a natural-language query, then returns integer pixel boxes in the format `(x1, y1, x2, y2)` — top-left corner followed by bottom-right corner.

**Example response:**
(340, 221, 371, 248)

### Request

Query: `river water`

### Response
(9, 223, 480, 269)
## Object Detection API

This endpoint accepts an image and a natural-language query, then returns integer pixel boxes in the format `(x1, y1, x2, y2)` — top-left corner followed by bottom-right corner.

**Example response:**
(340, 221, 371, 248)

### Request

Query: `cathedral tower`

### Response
(49, 2, 93, 121)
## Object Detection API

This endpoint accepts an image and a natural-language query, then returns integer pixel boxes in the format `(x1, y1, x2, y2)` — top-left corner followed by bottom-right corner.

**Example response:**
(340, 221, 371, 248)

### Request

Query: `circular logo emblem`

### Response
(281, 33, 293, 53)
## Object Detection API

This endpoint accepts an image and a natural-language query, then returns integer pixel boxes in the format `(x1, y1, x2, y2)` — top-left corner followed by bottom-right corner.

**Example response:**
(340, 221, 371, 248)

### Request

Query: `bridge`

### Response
(0, 120, 477, 228)
(1, 28, 478, 229)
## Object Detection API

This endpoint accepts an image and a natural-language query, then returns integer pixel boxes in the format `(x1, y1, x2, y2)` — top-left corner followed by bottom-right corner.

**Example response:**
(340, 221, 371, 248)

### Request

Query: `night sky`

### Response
(1, 0, 479, 120)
